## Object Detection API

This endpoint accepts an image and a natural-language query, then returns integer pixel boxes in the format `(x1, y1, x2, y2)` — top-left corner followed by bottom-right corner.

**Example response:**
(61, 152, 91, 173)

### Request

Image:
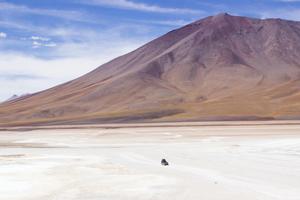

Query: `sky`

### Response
(1, 0, 300, 101)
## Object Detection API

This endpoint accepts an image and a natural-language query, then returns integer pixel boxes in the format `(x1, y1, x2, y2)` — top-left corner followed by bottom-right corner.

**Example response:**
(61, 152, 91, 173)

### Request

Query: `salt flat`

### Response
(0, 123, 300, 200)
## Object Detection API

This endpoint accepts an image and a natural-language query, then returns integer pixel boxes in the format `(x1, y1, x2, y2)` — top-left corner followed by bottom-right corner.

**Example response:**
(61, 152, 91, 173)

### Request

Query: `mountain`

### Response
(2, 13, 300, 126)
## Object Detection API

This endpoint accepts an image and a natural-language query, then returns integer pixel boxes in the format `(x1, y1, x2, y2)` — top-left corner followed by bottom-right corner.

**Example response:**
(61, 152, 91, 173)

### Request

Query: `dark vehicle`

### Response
(161, 159, 169, 166)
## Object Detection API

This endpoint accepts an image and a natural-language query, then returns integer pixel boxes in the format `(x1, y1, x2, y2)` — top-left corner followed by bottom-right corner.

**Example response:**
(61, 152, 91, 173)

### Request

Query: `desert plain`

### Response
(0, 121, 300, 200)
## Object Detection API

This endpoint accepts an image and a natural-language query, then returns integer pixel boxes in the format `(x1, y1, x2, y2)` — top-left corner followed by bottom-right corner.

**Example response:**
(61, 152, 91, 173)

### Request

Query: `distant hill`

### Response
(5, 94, 19, 102)
(3, 93, 31, 103)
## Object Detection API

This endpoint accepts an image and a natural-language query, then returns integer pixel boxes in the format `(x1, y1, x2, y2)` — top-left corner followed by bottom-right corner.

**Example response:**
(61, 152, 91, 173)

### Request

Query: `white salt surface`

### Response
(0, 124, 300, 200)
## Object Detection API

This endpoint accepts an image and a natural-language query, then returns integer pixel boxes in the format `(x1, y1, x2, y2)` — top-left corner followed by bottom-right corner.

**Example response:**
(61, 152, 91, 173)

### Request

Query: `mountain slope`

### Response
(2, 13, 300, 126)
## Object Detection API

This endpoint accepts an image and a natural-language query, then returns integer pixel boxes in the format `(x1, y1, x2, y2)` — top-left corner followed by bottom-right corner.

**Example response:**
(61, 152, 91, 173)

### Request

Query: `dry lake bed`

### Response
(0, 122, 300, 200)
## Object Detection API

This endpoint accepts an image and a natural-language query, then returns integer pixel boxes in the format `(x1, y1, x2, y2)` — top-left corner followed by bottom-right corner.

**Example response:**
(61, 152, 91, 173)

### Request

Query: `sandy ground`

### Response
(0, 123, 300, 200)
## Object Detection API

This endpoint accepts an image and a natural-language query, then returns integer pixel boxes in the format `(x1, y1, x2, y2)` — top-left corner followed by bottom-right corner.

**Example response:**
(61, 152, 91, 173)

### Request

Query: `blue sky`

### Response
(1, 0, 300, 101)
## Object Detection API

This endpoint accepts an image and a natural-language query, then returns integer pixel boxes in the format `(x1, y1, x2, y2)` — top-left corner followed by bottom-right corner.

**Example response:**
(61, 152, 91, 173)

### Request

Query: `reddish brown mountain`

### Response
(2, 13, 300, 126)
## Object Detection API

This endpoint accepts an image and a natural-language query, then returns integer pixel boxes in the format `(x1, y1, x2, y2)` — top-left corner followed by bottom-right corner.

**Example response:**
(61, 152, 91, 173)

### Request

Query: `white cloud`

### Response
(135, 19, 192, 26)
(0, 32, 7, 38)
(0, 2, 94, 23)
(32, 41, 42, 48)
(44, 43, 57, 47)
(0, 19, 29, 30)
(259, 9, 300, 21)
(31, 36, 50, 41)
(32, 41, 56, 48)
(30, 36, 56, 48)
(83, 0, 201, 14)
